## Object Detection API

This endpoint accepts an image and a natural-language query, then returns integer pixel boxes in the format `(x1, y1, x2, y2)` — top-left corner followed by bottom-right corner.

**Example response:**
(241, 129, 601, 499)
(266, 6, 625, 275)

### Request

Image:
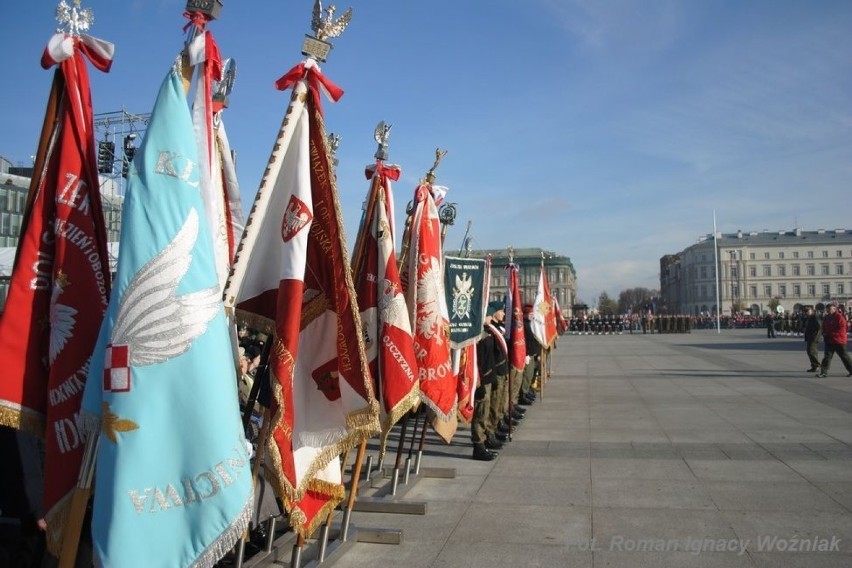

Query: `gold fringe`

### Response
(379, 387, 421, 449)
(0, 403, 46, 438)
(287, 480, 346, 539)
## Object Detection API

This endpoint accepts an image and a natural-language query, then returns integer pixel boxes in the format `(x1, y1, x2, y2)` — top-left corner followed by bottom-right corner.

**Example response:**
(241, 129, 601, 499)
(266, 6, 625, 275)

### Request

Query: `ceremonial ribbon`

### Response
(41, 33, 114, 72)
(183, 11, 212, 33)
(275, 61, 343, 114)
(364, 163, 401, 182)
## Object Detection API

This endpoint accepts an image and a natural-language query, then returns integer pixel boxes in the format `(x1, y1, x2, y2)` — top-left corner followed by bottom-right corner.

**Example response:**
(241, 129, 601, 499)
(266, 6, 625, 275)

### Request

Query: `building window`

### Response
(779, 284, 787, 297)
(835, 264, 844, 275)
(822, 250, 829, 258)
(763, 265, 771, 277)
(838, 250, 843, 257)
(838, 283, 846, 295)
(821, 264, 830, 275)
(749, 266, 757, 277)
(778, 265, 786, 276)
(792, 265, 800, 276)
(808, 251, 814, 258)
(807, 264, 815, 276)
(700, 266, 707, 279)
(779, 252, 785, 259)
(793, 251, 799, 259)
(750, 285, 757, 298)
(807, 284, 816, 296)
(749, 252, 756, 260)
(763, 285, 772, 297)
(732, 284, 739, 297)
(793, 284, 801, 297)
(822, 284, 830, 297)
(764, 252, 770, 259)
(731, 267, 738, 278)
(700, 285, 707, 299)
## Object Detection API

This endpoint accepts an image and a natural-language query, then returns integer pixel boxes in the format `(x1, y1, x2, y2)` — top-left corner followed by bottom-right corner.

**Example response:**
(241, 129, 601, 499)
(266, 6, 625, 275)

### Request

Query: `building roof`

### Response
(696, 229, 852, 247)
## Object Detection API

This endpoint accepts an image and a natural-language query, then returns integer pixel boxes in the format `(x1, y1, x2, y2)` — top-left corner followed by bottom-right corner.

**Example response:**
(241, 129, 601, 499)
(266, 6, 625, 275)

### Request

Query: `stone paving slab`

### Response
(268, 330, 852, 567)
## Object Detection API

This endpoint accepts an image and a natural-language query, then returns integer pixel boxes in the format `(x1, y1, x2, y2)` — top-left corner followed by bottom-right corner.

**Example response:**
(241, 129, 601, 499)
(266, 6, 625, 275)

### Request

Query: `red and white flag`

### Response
(0, 32, 113, 554)
(505, 263, 526, 373)
(223, 60, 379, 538)
(354, 165, 419, 448)
(531, 260, 558, 348)
(185, 28, 244, 291)
(400, 184, 457, 442)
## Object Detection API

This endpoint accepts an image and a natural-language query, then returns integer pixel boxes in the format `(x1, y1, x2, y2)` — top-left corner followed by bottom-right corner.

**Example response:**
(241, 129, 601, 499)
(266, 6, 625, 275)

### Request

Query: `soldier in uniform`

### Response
(471, 304, 503, 461)
(519, 304, 540, 404)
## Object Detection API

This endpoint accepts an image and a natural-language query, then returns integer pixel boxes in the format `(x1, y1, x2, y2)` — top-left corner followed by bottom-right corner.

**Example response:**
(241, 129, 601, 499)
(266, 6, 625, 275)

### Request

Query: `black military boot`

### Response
(472, 443, 497, 461)
(485, 435, 504, 450)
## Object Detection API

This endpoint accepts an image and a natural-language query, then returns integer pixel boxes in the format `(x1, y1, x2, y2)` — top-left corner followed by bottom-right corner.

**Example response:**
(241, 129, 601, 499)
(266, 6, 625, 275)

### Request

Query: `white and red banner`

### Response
(354, 164, 419, 448)
(531, 261, 558, 348)
(185, 27, 244, 292)
(400, 184, 457, 442)
(223, 61, 379, 537)
(0, 32, 113, 554)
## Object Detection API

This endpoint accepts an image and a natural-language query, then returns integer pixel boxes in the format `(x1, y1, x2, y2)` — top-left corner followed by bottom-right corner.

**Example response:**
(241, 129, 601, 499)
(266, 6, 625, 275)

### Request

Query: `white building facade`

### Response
(661, 229, 852, 316)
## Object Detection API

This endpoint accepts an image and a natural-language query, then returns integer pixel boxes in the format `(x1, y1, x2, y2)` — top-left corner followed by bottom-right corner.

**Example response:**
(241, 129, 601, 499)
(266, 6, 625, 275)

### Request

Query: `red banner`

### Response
(400, 184, 457, 442)
(0, 39, 111, 553)
(354, 167, 419, 448)
(506, 264, 526, 372)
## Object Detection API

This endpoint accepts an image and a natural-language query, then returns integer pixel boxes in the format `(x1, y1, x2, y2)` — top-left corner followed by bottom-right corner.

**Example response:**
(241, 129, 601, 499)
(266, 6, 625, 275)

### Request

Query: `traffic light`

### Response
(122, 134, 137, 178)
(97, 140, 115, 174)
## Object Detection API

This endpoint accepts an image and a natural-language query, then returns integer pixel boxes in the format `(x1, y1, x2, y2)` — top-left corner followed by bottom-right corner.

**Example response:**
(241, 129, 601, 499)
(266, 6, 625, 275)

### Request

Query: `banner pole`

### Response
(58, 433, 99, 568)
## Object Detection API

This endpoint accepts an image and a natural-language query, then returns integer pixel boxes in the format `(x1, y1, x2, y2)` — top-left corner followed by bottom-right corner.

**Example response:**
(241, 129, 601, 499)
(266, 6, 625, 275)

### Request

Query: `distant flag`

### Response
(531, 260, 558, 348)
(0, 30, 113, 554)
(504, 263, 526, 373)
(222, 59, 380, 537)
(401, 183, 457, 443)
(81, 67, 253, 568)
(354, 164, 419, 449)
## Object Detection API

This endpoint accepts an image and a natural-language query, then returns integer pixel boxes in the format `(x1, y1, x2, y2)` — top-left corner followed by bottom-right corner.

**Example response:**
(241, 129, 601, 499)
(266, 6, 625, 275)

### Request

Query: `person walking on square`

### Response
(802, 306, 822, 373)
(816, 303, 852, 378)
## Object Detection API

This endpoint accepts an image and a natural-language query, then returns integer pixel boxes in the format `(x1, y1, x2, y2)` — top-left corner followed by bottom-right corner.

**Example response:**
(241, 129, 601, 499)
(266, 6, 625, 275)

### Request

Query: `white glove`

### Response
(525, 355, 531, 365)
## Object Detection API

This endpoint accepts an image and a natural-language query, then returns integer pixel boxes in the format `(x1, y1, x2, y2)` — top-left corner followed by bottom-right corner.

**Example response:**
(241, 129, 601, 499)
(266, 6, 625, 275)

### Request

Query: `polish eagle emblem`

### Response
(451, 271, 474, 321)
(49, 272, 77, 365)
(281, 195, 312, 242)
(415, 257, 445, 345)
(109, 209, 220, 367)
(311, 1, 353, 41)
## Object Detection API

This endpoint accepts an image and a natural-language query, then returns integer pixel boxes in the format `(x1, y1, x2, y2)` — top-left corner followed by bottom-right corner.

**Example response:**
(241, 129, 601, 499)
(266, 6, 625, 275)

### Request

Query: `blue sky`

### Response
(2, 1, 850, 305)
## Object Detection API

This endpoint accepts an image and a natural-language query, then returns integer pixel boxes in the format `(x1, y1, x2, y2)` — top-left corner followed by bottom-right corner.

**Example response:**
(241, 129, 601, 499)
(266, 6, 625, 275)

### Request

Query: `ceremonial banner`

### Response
(454, 256, 489, 423)
(531, 261, 558, 348)
(82, 69, 253, 568)
(401, 184, 457, 442)
(504, 263, 526, 372)
(354, 166, 419, 448)
(0, 32, 113, 554)
(445, 256, 486, 349)
(185, 28, 244, 292)
(223, 61, 379, 537)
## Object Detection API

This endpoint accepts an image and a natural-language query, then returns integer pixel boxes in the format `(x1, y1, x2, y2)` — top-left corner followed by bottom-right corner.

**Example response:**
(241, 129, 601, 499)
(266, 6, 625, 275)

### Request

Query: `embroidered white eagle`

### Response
(49, 283, 77, 365)
(110, 209, 220, 366)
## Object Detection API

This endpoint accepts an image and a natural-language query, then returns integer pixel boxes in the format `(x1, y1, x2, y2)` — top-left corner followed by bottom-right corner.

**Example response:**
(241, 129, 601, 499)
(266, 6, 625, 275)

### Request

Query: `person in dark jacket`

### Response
(816, 303, 852, 378)
(802, 306, 822, 373)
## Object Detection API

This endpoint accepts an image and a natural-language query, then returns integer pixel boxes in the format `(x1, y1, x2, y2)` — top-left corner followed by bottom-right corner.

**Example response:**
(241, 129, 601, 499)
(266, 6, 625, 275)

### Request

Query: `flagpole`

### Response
(320, 123, 390, 559)
(713, 209, 721, 334)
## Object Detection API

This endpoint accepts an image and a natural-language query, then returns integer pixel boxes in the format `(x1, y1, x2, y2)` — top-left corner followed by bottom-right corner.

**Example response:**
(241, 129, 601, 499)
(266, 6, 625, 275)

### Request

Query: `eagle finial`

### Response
(311, 1, 353, 41)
